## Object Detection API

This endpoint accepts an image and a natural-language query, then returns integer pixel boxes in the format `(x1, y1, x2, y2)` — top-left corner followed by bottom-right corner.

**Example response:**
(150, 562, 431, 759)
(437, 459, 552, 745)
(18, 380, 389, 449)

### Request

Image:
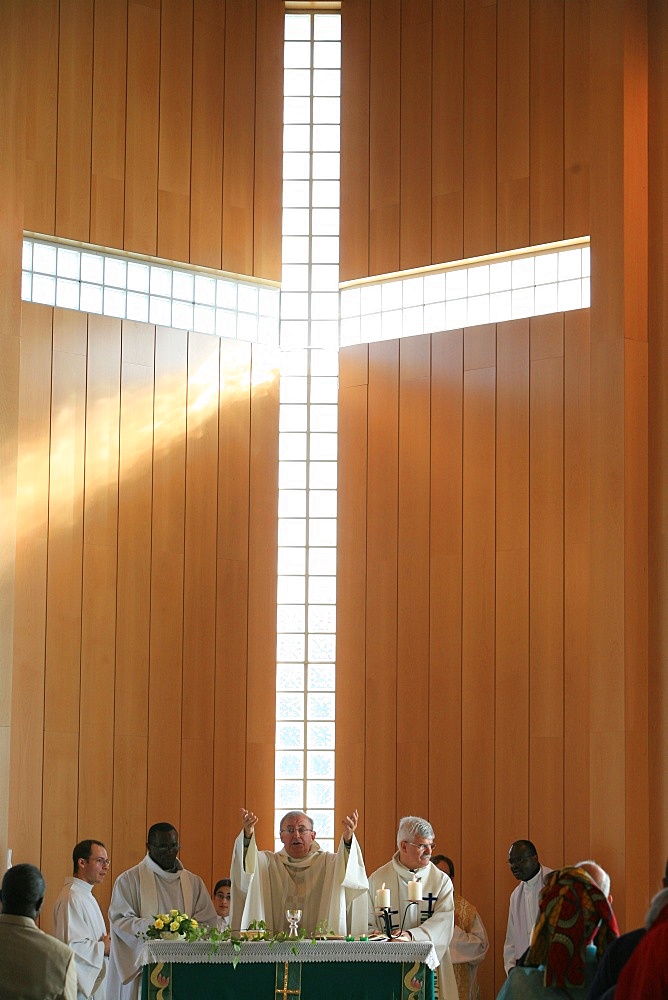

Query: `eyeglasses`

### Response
(215, 892, 231, 900)
(280, 826, 313, 836)
(406, 842, 434, 853)
(89, 858, 111, 867)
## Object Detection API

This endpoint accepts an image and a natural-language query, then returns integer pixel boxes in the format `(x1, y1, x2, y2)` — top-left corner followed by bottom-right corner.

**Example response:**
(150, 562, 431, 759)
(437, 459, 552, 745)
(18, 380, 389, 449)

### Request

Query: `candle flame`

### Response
(381, 883, 385, 890)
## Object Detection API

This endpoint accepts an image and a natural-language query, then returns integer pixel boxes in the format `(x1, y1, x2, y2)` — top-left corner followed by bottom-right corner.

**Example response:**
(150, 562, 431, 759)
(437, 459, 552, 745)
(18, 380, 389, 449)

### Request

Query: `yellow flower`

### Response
(190, 919, 198, 928)
(154, 919, 164, 930)
(170, 909, 179, 916)
(170, 921, 180, 932)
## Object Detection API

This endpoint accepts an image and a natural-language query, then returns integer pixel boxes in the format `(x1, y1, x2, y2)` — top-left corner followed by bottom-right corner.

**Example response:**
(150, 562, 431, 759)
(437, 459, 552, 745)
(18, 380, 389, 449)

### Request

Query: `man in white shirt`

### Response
(53, 839, 110, 1000)
(503, 839, 553, 974)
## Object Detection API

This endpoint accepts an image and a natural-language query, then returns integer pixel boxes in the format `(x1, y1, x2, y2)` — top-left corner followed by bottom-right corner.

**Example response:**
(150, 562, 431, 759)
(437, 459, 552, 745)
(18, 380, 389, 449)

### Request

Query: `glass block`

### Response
(283, 152, 310, 179)
(279, 404, 308, 433)
(308, 599, 336, 631)
(216, 279, 237, 309)
(150, 266, 172, 296)
(310, 321, 340, 350)
(80, 282, 103, 314)
(127, 261, 150, 292)
(314, 11, 340, 39)
(277, 575, 306, 605)
(468, 295, 490, 327)
(285, 12, 311, 41)
(382, 310, 403, 340)
(558, 278, 582, 312)
(490, 260, 512, 292)
(57, 247, 80, 279)
(277, 605, 306, 633)
(81, 252, 104, 283)
(279, 433, 307, 461)
(32, 274, 56, 306)
(173, 270, 194, 302)
(278, 518, 306, 546)
(277, 751, 304, 778)
(309, 462, 337, 491)
(281, 292, 309, 320)
(309, 433, 337, 461)
(310, 292, 339, 321)
(310, 349, 338, 377)
(279, 461, 307, 490)
(277, 545, 306, 575)
(311, 264, 339, 292)
(311, 153, 341, 181)
(318, 838, 334, 853)
(308, 634, 336, 663)
(281, 208, 311, 240)
(308, 546, 336, 574)
(424, 272, 446, 303)
(308, 519, 337, 547)
(22, 240, 33, 269)
(283, 124, 311, 152)
(512, 256, 535, 288)
(424, 301, 446, 335)
(172, 300, 194, 330)
(194, 304, 215, 334)
(534, 282, 558, 315)
(308, 489, 337, 518)
(340, 316, 361, 346)
(104, 287, 126, 319)
(468, 265, 489, 296)
(307, 691, 335, 720)
(309, 405, 337, 433)
(276, 722, 304, 750)
(535, 253, 558, 284)
(558, 249, 582, 281)
(313, 69, 341, 98)
(312, 236, 340, 264)
(511, 286, 535, 319)
(306, 781, 335, 808)
(277, 693, 305, 720)
(309, 809, 334, 838)
(582, 247, 590, 278)
(307, 721, 335, 749)
(381, 281, 402, 311)
(284, 179, 311, 209)
(237, 312, 258, 342)
(445, 298, 467, 331)
(446, 268, 467, 300)
(489, 291, 512, 323)
(582, 278, 591, 308)
(21, 271, 31, 300)
(308, 575, 336, 604)
(280, 321, 310, 350)
(260, 287, 280, 318)
(216, 308, 237, 338)
(276, 662, 305, 690)
(282, 236, 310, 265)
(33, 242, 57, 274)
(313, 41, 341, 69)
(403, 277, 423, 307)
(278, 489, 307, 518)
(284, 69, 312, 99)
(106, 257, 127, 289)
(308, 662, 336, 690)
(403, 305, 424, 337)
(56, 278, 80, 310)
(239, 284, 259, 313)
(282, 262, 310, 291)
(361, 284, 382, 315)
(340, 287, 360, 319)
(284, 40, 311, 69)
(307, 751, 334, 779)
(276, 780, 305, 807)
(312, 124, 340, 153)
(284, 95, 311, 125)
(195, 274, 216, 306)
(259, 314, 280, 346)
(313, 98, 340, 126)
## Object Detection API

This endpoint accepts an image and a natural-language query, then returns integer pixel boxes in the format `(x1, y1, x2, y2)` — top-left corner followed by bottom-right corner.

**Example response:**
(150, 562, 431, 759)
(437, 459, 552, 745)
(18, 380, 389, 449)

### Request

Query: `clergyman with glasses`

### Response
(231, 807, 368, 936)
(503, 839, 553, 975)
(367, 816, 458, 1000)
(105, 822, 217, 1000)
(53, 839, 111, 1000)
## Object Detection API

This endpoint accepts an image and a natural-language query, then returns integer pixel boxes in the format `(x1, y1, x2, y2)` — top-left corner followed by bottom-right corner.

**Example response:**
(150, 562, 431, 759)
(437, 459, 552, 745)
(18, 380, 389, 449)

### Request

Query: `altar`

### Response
(141, 938, 438, 999)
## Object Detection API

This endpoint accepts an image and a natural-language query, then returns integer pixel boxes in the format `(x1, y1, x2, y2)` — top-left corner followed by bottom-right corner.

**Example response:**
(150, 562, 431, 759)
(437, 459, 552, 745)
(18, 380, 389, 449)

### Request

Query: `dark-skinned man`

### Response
(504, 840, 553, 975)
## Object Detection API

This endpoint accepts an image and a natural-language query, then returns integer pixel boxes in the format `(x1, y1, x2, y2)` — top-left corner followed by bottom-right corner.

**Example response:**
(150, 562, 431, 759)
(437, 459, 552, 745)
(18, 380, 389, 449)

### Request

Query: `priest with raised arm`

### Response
(106, 822, 217, 1000)
(231, 807, 368, 936)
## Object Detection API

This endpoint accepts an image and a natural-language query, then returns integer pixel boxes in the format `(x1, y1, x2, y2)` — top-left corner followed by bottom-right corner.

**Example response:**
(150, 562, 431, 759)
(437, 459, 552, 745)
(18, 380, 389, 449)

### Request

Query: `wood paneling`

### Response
(124, 0, 160, 255)
(399, 1, 432, 269)
(529, 0, 565, 245)
(369, 0, 400, 277)
(497, 0, 530, 252)
(431, 0, 464, 265)
(463, 3, 497, 258)
(90, 0, 127, 248)
(254, 0, 283, 282)
(191, 0, 225, 269)
(158, 0, 193, 262)
(340, 0, 370, 282)
(56, 0, 93, 241)
(23, 0, 58, 234)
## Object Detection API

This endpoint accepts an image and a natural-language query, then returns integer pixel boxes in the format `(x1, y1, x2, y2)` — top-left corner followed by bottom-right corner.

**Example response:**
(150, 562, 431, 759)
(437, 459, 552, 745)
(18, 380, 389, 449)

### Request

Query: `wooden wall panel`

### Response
(399, 1, 432, 269)
(40, 731, 79, 932)
(368, 0, 400, 277)
(530, 0, 565, 245)
(497, 1, 530, 252)
(340, 0, 370, 282)
(23, 0, 58, 234)
(463, 3, 497, 258)
(191, 0, 225, 269)
(124, 0, 160, 255)
(254, 0, 283, 282)
(90, 0, 127, 249)
(158, 0, 193, 262)
(431, 0, 464, 265)
(55, 0, 93, 241)
(564, 1, 590, 237)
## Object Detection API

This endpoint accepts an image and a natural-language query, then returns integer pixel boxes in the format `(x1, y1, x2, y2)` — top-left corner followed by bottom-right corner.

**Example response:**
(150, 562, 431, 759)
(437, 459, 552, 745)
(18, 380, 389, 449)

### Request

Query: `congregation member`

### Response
(612, 887, 668, 999)
(0, 862, 78, 1000)
(367, 816, 458, 1000)
(231, 807, 368, 935)
(504, 840, 553, 974)
(53, 839, 110, 999)
(432, 853, 489, 1000)
(496, 866, 619, 1000)
(106, 822, 217, 1000)
(212, 877, 231, 929)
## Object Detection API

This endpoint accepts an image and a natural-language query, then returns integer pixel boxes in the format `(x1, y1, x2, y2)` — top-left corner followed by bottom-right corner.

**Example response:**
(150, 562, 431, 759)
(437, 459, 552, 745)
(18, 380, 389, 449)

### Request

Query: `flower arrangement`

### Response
(144, 909, 199, 941)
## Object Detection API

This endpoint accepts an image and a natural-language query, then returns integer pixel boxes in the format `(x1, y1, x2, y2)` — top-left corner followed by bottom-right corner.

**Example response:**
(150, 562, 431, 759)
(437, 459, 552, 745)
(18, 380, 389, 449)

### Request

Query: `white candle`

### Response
(376, 883, 390, 908)
(407, 878, 422, 902)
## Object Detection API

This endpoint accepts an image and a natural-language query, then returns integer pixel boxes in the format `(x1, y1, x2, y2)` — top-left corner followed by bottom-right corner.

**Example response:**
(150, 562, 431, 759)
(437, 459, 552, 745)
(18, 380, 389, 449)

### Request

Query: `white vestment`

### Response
(53, 877, 107, 1000)
(503, 864, 553, 974)
(368, 854, 458, 1000)
(231, 830, 368, 936)
(106, 855, 217, 1000)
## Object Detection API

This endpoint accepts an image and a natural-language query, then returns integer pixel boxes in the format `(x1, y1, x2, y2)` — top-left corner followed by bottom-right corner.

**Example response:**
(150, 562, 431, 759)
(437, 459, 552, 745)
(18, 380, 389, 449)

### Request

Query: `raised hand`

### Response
(241, 808, 258, 838)
(341, 809, 359, 845)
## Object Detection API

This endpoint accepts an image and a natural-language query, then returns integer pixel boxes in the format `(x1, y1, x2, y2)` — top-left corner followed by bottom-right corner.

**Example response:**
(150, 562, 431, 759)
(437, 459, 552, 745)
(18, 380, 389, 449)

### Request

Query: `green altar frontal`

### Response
(141, 939, 437, 1000)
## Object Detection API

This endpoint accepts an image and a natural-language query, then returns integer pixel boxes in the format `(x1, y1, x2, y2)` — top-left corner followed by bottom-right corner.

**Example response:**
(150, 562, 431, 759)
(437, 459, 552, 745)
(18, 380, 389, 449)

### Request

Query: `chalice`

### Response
(286, 908, 302, 938)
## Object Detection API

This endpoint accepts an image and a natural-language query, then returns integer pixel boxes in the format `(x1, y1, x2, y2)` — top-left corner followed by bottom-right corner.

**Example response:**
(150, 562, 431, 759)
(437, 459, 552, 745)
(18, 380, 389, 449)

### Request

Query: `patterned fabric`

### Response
(524, 866, 619, 989)
(452, 894, 476, 1000)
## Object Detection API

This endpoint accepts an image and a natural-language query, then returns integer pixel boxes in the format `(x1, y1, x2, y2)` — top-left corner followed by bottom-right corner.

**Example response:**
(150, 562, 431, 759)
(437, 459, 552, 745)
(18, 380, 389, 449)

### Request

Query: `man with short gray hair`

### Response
(367, 816, 458, 1000)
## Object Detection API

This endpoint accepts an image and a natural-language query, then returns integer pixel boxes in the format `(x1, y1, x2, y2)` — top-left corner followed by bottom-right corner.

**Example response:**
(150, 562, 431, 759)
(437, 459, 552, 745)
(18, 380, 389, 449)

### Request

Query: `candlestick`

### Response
(407, 878, 422, 902)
